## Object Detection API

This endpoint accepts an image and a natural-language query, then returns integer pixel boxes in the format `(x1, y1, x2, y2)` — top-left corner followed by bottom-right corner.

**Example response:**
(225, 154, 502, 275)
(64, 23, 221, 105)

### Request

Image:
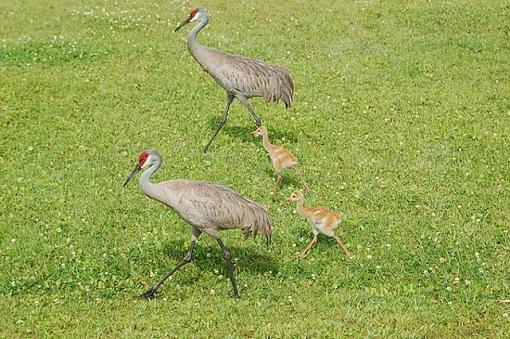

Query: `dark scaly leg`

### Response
(140, 232, 200, 299)
(237, 95, 262, 127)
(204, 92, 234, 153)
(217, 238, 240, 298)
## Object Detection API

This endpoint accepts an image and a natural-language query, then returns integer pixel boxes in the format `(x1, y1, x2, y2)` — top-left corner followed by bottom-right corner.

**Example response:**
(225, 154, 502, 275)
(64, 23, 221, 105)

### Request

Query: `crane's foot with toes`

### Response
(139, 286, 158, 299)
(297, 252, 308, 260)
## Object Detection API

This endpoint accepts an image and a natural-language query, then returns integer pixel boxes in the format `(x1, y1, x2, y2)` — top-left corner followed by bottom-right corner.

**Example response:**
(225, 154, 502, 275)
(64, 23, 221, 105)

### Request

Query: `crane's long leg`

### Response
(237, 96, 262, 127)
(216, 238, 240, 298)
(334, 235, 353, 259)
(298, 233, 318, 259)
(140, 238, 198, 299)
(203, 93, 234, 153)
(273, 174, 282, 193)
(293, 166, 309, 192)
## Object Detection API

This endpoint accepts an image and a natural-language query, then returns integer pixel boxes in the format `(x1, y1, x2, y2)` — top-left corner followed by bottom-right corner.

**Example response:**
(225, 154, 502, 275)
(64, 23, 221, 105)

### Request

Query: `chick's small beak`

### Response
(174, 17, 191, 32)
(286, 196, 293, 202)
(250, 130, 258, 136)
(123, 163, 141, 187)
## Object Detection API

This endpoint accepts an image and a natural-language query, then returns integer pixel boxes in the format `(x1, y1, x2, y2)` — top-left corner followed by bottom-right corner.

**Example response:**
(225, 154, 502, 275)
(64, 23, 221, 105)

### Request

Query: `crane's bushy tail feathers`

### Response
(278, 66, 294, 109)
(243, 208, 272, 245)
(264, 66, 294, 109)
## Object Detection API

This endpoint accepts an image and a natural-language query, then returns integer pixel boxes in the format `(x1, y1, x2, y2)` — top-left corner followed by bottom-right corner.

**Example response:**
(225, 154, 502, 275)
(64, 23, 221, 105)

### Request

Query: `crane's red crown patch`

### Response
(138, 151, 149, 165)
(190, 8, 198, 19)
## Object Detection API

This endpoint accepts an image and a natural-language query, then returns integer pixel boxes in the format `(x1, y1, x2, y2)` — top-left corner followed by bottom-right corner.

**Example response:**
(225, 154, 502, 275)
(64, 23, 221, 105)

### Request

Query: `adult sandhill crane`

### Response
(123, 149, 272, 298)
(251, 126, 308, 192)
(286, 191, 352, 259)
(175, 8, 294, 153)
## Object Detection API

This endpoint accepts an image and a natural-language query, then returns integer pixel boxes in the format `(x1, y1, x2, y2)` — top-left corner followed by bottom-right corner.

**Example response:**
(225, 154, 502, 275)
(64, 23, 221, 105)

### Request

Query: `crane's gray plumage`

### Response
(175, 8, 294, 152)
(124, 149, 272, 298)
(150, 179, 272, 241)
(190, 44, 294, 109)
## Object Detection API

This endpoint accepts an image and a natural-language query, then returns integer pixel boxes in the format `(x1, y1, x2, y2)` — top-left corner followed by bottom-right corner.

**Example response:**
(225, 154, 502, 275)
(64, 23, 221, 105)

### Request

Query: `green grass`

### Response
(1, 0, 510, 336)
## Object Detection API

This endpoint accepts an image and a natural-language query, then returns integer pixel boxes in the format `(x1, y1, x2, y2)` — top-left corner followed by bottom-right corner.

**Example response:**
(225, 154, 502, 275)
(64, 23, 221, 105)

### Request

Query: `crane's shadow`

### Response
(206, 116, 298, 144)
(160, 239, 279, 275)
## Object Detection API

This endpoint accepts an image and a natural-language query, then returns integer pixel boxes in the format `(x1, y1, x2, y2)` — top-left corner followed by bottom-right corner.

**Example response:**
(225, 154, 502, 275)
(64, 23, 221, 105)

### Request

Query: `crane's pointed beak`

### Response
(123, 163, 141, 187)
(174, 17, 190, 32)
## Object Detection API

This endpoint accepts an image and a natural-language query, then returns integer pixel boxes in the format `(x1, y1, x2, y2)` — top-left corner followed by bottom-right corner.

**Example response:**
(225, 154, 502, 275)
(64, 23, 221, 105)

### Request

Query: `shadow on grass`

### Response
(131, 239, 279, 299)
(158, 239, 279, 275)
(262, 169, 306, 194)
(253, 162, 308, 200)
(205, 116, 298, 144)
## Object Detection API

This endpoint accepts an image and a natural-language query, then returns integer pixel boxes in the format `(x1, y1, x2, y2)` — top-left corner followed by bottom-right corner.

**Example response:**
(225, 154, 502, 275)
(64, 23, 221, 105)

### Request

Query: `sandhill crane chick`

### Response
(175, 8, 294, 152)
(124, 149, 272, 299)
(286, 191, 352, 259)
(251, 126, 308, 192)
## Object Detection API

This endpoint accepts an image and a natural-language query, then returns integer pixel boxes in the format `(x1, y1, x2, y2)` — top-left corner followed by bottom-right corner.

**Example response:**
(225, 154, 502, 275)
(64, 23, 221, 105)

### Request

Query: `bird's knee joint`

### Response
(223, 251, 232, 261)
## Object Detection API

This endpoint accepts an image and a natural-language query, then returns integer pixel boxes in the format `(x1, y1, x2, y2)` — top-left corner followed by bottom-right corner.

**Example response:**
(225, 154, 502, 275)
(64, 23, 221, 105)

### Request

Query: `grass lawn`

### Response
(1, 0, 509, 336)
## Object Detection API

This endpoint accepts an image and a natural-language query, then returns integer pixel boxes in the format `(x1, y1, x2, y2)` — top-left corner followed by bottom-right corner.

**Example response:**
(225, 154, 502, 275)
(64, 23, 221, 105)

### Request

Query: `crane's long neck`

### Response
(187, 16, 209, 61)
(296, 199, 307, 217)
(139, 160, 162, 200)
(261, 130, 272, 153)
